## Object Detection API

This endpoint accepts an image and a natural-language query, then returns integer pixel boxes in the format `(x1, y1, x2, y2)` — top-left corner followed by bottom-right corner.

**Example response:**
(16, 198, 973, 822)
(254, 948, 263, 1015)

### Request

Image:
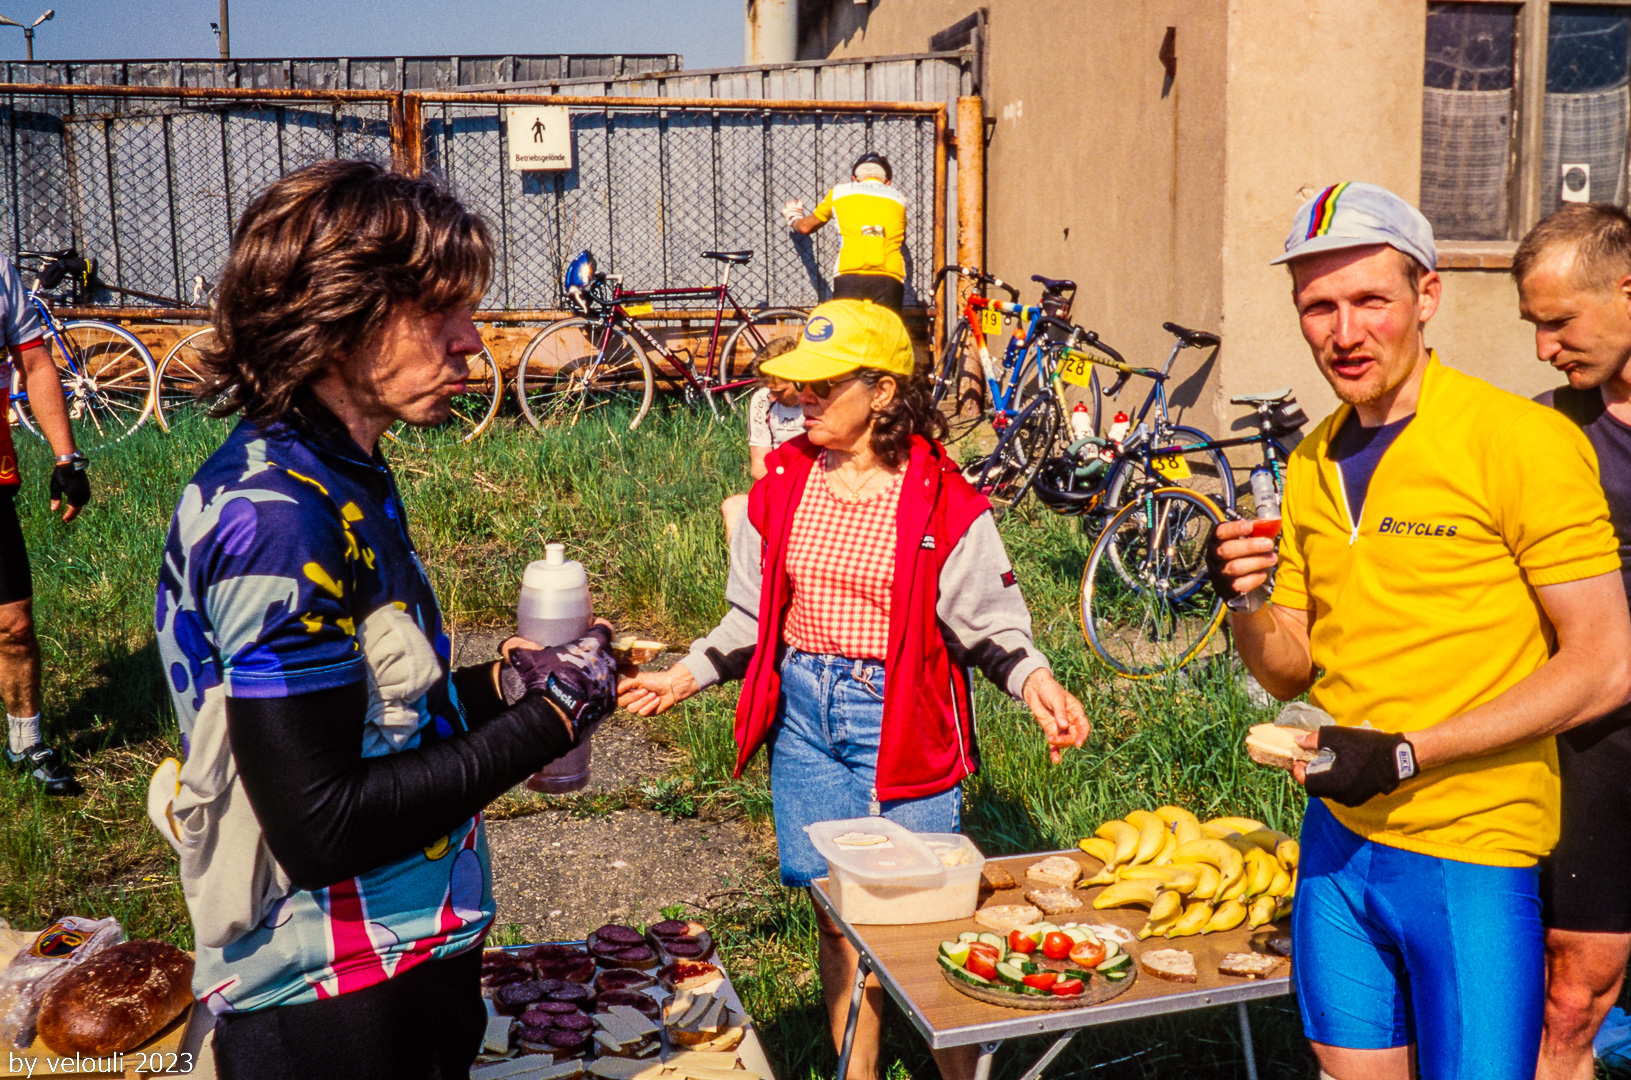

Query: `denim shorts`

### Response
(768, 649, 962, 887)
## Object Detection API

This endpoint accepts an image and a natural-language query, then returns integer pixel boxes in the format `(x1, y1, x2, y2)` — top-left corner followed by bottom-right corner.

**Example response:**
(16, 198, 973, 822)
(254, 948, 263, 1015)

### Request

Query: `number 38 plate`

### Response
(1152, 451, 1192, 480)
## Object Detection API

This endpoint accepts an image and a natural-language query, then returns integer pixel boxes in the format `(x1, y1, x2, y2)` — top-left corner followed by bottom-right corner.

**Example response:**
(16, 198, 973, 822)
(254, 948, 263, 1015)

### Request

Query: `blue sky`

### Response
(0, 0, 743, 69)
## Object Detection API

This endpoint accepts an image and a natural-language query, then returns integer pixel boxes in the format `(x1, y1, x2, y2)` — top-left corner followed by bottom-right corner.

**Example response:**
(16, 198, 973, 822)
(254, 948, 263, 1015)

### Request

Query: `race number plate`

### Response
(1057, 352, 1097, 390)
(980, 308, 1004, 336)
(622, 301, 655, 317)
(1153, 451, 1192, 480)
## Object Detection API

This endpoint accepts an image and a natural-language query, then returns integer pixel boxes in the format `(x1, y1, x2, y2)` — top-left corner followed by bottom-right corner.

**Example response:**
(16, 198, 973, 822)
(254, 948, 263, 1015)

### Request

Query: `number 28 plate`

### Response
(1057, 352, 1097, 390)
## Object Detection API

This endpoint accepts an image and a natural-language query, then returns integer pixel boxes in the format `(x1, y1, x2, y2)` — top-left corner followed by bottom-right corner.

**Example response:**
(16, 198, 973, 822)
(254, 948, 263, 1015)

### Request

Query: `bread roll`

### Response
(1245, 724, 1314, 771)
(38, 940, 193, 1055)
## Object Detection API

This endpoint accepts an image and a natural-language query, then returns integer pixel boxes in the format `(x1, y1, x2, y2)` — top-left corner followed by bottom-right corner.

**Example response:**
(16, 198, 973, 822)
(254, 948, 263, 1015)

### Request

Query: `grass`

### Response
(0, 403, 1313, 1077)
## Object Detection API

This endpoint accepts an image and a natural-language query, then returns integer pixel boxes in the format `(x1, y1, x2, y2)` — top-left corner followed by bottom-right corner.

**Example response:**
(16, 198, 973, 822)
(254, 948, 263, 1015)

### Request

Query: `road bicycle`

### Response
(515, 250, 805, 432)
(10, 250, 157, 451)
(154, 325, 505, 449)
(930, 265, 1098, 443)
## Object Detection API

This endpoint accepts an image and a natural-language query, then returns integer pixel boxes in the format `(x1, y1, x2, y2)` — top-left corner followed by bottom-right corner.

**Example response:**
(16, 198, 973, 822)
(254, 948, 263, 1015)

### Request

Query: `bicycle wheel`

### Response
(155, 327, 229, 430)
(962, 394, 1059, 521)
(1103, 423, 1235, 514)
(1081, 487, 1227, 678)
(516, 318, 654, 432)
(386, 346, 504, 450)
(29, 321, 157, 451)
(933, 319, 985, 443)
(717, 308, 806, 408)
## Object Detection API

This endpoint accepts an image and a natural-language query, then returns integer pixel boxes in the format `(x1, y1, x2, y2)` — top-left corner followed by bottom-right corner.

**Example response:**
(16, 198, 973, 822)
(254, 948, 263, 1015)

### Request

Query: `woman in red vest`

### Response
(619, 299, 1088, 1080)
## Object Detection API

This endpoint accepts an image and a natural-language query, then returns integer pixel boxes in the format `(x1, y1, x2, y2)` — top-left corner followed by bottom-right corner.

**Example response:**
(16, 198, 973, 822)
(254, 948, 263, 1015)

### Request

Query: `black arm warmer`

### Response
(227, 680, 574, 892)
(450, 661, 506, 729)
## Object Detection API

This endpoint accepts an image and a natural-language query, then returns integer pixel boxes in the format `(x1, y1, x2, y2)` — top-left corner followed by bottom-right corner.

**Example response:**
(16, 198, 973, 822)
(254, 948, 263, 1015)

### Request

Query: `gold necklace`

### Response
(825, 451, 880, 500)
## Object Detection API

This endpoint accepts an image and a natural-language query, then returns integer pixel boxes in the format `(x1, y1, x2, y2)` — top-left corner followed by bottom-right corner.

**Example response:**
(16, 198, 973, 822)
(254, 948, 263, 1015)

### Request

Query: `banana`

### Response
(1217, 869, 1250, 903)
(1201, 821, 1243, 840)
(1267, 864, 1292, 897)
(1155, 805, 1201, 831)
(1081, 869, 1119, 887)
(1275, 895, 1294, 921)
(1092, 879, 1161, 909)
(1205, 815, 1267, 836)
(1171, 838, 1246, 885)
(1125, 810, 1167, 865)
(1203, 899, 1248, 934)
(1240, 828, 1294, 855)
(1078, 836, 1118, 866)
(1286, 866, 1298, 897)
(1276, 838, 1301, 873)
(1152, 830, 1178, 865)
(1119, 864, 1201, 894)
(1139, 906, 1184, 940)
(1148, 888, 1184, 923)
(1165, 900, 1213, 938)
(1247, 894, 1278, 929)
(1173, 816, 1205, 847)
(1193, 863, 1221, 898)
(1095, 820, 1140, 868)
(1243, 847, 1277, 897)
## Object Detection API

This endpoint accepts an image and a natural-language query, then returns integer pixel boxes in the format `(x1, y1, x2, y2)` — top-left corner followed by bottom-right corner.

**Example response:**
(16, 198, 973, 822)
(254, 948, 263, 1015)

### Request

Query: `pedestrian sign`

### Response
(505, 106, 573, 171)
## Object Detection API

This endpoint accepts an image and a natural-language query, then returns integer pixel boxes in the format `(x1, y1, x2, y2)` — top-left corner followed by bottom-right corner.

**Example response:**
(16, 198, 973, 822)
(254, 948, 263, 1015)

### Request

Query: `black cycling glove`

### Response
(1303, 726, 1418, 807)
(49, 459, 90, 510)
(498, 625, 617, 739)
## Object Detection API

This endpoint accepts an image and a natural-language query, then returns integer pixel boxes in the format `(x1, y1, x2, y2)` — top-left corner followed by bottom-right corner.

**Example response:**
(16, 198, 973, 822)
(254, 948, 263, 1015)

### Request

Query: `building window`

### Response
(1421, 0, 1631, 244)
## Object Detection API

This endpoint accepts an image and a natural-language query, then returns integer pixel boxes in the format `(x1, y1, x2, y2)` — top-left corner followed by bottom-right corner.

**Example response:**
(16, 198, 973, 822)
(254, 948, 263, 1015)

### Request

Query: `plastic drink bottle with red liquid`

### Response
(518, 543, 595, 793)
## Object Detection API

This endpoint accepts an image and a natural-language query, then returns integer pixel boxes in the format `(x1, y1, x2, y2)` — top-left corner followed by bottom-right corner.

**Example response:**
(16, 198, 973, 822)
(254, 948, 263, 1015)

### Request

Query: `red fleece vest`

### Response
(737, 434, 992, 801)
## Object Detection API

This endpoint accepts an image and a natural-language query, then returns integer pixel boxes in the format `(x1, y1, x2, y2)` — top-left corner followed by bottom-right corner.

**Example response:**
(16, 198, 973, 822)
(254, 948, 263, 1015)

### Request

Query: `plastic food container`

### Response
(806, 819, 987, 925)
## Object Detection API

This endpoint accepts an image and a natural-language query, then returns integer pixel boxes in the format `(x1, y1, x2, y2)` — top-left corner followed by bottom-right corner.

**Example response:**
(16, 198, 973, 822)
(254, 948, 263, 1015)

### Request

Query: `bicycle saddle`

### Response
(17, 248, 76, 261)
(701, 250, 753, 264)
(1231, 387, 1294, 405)
(1162, 322, 1221, 348)
(1032, 274, 1076, 293)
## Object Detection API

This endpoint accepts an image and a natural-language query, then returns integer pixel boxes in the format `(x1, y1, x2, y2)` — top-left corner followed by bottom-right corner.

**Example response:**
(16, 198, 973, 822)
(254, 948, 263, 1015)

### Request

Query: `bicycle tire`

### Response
(933, 319, 984, 443)
(717, 308, 806, 409)
(1103, 423, 1235, 514)
(963, 394, 1059, 522)
(30, 320, 157, 451)
(155, 327, 230, 430)
(516, 318, 654, 433)
(1081, 487, 1227, 678)
(385, 346, 504, 450)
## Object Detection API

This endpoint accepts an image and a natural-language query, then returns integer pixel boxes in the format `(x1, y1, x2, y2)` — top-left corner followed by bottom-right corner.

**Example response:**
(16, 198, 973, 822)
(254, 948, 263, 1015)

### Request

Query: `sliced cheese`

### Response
(587, 1058, 665, 1080)
(665, 990, 695, 1023)
(595, 1011, 640, 1045)
(695, 997, 728, 1034)
(659, 1053, 741, 1071)
(472, 1057, 576, 1080)
(484, 1016, 515, 1055)
(607, 1005, 661, 1038)
(674, 991, 716, 1029)
(668, 1065, 758, 1080)
(594, 1030, 629, 1053)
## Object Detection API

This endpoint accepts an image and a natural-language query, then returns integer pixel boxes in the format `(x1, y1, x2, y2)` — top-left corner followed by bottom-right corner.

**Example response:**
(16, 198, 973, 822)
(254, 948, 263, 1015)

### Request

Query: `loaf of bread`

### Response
(37, 941, 193, 1055)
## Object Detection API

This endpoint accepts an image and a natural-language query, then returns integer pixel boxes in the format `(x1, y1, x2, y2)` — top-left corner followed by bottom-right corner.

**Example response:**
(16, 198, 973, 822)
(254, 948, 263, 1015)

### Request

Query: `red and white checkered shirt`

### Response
(782, 458, 903, 660)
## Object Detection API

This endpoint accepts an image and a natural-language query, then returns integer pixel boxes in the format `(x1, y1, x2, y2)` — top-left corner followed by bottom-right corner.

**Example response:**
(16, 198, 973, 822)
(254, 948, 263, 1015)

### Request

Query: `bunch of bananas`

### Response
(1077, 807, 1299, 939)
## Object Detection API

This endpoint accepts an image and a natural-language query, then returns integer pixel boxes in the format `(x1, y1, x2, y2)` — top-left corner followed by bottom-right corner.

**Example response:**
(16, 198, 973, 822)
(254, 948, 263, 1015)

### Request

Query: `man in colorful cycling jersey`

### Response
(1512, 202, 1631, 1080)
(1207, 182, 1631, 1080)
(0, 253, 89, 795)
(784, 152, 908, 313)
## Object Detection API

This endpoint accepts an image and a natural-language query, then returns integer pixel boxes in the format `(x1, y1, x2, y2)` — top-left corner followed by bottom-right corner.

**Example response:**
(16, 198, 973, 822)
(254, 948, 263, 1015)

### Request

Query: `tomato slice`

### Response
(965, 952, 998, 980)
(1007, 929, 1038, 954)
(1068, 940, 1106, 968)
(1050, 977, 1085, 996)
(1021, 972, 1058, 990)
(967, 942, 1001, 962)
(1042, 932, 1074, 960)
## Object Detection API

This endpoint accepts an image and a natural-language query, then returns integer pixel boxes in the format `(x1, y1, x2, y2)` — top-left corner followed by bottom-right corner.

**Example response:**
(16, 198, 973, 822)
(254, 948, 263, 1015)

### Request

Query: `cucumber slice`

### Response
(939, 941, 972, 965)
(1102, 939, 1121, 959)
(995, 960, 1027, 987)
(1020, 959, 1040, 976)
(1062, 926, 1092, 945)
(1103, 969, 1129, 982)
(950, 963, 994, 987)
(957, 932, 980, 943)
(1035, 922, 1061, 937)
(976, 933, 1004, 950)
(1096, 952, 1133, 974)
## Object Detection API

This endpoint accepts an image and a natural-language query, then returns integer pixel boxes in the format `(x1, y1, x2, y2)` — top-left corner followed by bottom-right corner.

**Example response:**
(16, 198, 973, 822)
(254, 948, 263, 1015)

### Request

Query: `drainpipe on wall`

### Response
(745, 0, 797, 64)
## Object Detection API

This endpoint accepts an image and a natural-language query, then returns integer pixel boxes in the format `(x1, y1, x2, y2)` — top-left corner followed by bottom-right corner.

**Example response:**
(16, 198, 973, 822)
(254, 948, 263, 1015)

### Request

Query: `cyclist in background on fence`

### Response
(1510, 202, 1631, 1080)
(722, 337, 800, 542)
(1208, 182, 1631, 1080)
(784, 152, 908, 314)
(0, 252, 89, 796)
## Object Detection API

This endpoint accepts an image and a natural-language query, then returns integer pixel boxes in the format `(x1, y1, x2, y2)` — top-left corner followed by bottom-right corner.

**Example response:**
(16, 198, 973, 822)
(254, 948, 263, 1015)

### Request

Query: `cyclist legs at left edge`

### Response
(1, 251, 91, 795)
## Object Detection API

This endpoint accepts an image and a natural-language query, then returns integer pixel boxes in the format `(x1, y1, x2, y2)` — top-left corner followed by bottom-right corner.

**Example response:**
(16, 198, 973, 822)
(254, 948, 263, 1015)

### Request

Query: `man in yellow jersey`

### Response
(1207, 182, 1631, 1080)
(783, 152, 907, 313)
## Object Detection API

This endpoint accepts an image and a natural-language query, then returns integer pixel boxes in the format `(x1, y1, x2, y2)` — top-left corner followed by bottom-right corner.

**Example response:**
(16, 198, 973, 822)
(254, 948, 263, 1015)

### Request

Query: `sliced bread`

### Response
(980, 863, 1018, 892)
(1245, 724, 1314, 771)
(1139, 948, 1197, 984)
(1219, 952, 1285, 980)
(972, 903, 1043, 933)
(1026, 855, 1082, 888)
(1024, 887, 1084, 916)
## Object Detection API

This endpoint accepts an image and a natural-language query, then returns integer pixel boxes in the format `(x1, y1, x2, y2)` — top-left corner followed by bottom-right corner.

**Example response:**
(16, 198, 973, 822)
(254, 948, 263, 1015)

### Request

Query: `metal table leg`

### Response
(1016, 1032, 1077, 1080)
(1237, 1000, 1260, 1080)
(835, 955, 871, 1080)
(971, 1041, 1001, 1080)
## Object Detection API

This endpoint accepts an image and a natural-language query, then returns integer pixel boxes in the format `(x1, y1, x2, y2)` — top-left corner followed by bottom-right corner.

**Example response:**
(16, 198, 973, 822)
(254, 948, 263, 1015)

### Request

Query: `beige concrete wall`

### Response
(1429, 271, 1555, 402)
(803, 0, 1230, 426)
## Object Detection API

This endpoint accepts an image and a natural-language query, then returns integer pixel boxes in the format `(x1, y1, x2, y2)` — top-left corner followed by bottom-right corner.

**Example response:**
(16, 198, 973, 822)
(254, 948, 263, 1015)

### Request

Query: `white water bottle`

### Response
(518, 543, 595, 793)
(1107, 411, 1131, 446)
(1069, 401, 1094, 441)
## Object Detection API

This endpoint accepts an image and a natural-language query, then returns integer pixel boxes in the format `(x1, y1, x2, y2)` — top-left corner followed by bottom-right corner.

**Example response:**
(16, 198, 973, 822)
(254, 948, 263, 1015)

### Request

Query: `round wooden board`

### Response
(939, 966, 1137, 1010)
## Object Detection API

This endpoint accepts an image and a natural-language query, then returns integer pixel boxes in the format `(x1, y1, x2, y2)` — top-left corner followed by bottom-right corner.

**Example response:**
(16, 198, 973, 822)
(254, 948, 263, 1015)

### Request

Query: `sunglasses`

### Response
(792, 374, 859, 399)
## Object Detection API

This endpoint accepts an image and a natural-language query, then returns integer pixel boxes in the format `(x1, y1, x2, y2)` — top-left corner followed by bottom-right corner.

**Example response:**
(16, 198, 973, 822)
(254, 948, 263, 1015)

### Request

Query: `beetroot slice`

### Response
(595, 990, 661, 1019)
(595, 970, 656, 993)
(647, 920, 690, 938)
(546, 981, 593, 1003)
(594, 924, 645, 945)
(614, 945, 656, 962)
(663, 938, 706, 958)
(495, 980, 548, 1014)
(544, 1029, 591, 1050)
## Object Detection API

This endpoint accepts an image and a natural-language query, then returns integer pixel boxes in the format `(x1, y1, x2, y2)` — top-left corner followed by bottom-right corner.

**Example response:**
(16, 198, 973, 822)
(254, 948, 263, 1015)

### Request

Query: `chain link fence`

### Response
(0, 82, 944, 315)
(416, 95, 943, 312)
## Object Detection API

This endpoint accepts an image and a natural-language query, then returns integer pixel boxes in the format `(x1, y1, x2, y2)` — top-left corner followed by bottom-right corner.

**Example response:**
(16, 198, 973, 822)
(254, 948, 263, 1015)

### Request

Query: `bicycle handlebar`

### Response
(933, 264, 1020, 299)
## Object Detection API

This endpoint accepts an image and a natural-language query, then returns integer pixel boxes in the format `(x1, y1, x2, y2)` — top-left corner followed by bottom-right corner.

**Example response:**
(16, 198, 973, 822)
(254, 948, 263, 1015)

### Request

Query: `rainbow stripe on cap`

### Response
(1305, 182, 1351, 240)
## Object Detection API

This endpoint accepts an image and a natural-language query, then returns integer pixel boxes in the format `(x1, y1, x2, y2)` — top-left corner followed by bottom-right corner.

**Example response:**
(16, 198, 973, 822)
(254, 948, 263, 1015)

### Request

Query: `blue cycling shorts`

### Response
(1292, 799, 1544, 1079)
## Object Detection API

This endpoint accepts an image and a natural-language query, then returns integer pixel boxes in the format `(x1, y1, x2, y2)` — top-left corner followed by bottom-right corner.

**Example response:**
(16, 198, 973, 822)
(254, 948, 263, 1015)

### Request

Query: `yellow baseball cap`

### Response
(759, 299, 914, 382)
